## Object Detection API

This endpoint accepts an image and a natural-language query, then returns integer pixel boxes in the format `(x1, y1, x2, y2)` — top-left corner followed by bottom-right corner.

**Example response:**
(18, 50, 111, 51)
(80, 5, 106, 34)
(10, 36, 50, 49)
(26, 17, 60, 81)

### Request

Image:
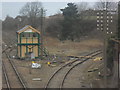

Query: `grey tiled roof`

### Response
(17, 25, 30, 33)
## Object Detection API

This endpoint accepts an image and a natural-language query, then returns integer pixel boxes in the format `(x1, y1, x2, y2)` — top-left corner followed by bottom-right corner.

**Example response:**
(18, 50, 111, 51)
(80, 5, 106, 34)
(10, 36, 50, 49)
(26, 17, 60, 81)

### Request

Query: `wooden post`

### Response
(40, 8, 43, 59)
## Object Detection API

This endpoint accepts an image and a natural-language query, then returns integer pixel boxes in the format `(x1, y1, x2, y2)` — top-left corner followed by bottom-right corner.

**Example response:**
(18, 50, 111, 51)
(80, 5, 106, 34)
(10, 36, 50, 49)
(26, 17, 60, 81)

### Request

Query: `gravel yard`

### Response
(3, 36, 113, 88)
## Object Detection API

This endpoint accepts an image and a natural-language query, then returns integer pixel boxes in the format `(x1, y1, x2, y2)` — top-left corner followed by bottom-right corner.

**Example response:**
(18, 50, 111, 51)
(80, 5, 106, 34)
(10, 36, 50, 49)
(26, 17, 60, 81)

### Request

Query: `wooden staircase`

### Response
(39, 46, 49, 57)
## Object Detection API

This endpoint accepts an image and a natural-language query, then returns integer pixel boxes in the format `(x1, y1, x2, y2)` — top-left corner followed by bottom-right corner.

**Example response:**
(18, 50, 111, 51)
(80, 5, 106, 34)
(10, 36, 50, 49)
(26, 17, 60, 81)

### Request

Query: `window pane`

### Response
(25, 33, 29, 37)
(30, 33, 33, 37)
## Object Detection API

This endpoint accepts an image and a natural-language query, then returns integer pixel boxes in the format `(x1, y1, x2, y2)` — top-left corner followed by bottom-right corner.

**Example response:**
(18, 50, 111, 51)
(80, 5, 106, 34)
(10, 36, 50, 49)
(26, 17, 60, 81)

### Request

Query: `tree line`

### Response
(2, 2, 117, 42)
(2, 2, 97, 41)
(2, 1, 119, 71)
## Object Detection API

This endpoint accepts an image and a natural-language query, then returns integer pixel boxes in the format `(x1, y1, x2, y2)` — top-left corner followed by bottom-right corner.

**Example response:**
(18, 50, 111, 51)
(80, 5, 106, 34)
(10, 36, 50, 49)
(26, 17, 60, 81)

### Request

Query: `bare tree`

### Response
(20, 2, 42, 17)
(3, 15, 16, 30)
(19, 2, 44, 28)
(94, 0, 117, 10)
(76, 2, 89, 14)
(45, 14, 63, 38)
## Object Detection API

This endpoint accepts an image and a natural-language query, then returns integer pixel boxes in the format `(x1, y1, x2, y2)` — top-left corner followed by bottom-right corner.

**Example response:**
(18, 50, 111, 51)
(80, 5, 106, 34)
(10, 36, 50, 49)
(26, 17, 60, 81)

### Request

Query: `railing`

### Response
(21, 37, 38, 43)
(39, 46, 49, 57)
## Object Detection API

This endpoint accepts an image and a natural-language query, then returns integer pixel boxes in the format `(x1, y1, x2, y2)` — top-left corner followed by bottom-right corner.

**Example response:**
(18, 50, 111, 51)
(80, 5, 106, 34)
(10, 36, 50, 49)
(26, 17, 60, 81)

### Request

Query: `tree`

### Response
(2, 15, 16, 30)
(76, 2, 89, 14)
(94, 0, 117, 10)
(60, 3, 80, 41)
(45, 14, 63, 38)
(15, 15, 29, 29)
(19, 2, 44, 28)
(76, 2, 91, 21)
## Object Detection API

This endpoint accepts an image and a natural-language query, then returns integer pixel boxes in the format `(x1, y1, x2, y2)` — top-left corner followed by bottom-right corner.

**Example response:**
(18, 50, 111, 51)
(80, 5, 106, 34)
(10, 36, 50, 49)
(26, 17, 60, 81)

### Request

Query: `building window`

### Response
(33, 33, 38, 37)
(21, 33, 25, 37)
(21, 32, 38, 37)
(29, 33, 33, 37)
(24, 33, 29, 37)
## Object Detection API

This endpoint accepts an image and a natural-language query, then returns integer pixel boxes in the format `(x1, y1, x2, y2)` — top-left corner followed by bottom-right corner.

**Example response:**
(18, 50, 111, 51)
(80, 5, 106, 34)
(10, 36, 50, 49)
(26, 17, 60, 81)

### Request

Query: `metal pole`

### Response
(103, 9, 107, 88)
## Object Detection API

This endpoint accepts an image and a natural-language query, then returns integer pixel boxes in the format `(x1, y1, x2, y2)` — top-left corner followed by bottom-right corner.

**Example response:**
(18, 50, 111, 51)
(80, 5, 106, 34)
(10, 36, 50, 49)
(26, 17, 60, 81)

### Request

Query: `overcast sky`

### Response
(0, 0, 119, 20)
(1, 2, 68, 20)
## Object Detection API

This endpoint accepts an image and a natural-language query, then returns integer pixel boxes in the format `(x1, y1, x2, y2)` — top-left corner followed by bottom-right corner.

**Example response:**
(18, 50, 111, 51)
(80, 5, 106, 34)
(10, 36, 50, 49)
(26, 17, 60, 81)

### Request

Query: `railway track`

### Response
(2, 62, 10, 89)
(2, 46, 27, 89)
(45, 50, 102, 89)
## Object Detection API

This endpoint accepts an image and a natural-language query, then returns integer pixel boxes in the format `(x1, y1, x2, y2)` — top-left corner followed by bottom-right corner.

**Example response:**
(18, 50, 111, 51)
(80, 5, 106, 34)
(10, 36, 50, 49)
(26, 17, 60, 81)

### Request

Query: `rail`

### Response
(2, 43, 27, 89)
(45, 49, 102, 89)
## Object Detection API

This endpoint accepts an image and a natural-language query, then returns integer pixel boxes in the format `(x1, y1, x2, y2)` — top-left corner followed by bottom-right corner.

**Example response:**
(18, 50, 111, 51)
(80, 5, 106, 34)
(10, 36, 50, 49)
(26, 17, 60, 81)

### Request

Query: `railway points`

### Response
(45, 50, 102, 89)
